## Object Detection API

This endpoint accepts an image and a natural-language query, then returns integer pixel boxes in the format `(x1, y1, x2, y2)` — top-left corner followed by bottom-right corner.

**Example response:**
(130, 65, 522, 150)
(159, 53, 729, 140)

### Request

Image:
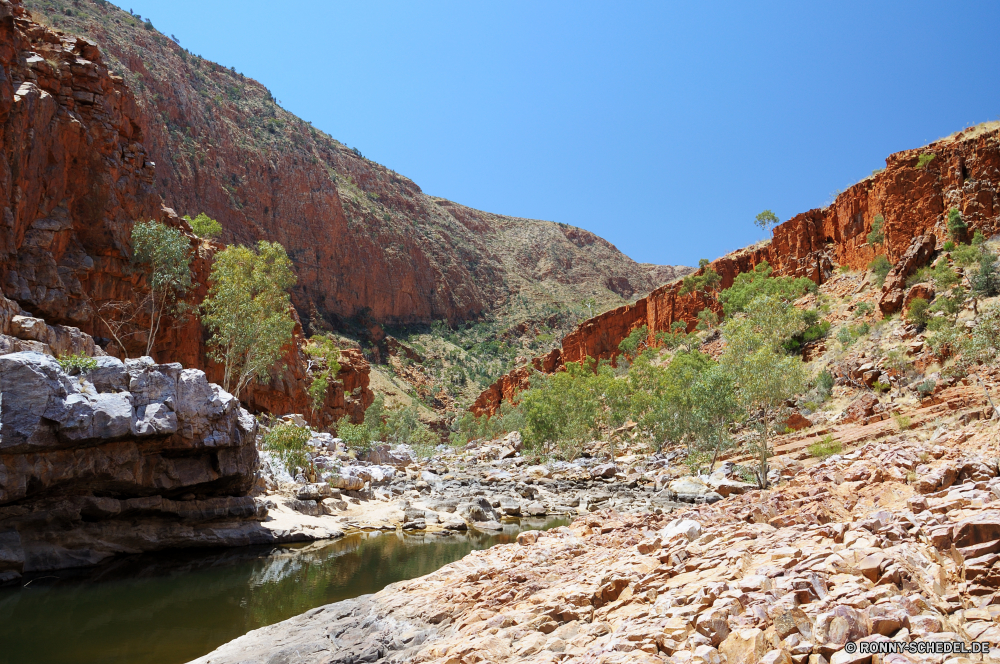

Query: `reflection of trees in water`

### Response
(243, 518, 568, 630)
(0, 517, 571, 664)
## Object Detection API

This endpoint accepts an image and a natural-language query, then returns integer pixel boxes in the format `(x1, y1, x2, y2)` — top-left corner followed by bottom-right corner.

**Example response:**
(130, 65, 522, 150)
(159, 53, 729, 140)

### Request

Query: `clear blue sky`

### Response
(118, 1, 1000, 267)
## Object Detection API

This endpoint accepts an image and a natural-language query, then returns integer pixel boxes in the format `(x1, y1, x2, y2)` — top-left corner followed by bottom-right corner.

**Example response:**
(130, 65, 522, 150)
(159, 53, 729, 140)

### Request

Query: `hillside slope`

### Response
(22, 0, 688, 333)
(475, 122, 1000, 413)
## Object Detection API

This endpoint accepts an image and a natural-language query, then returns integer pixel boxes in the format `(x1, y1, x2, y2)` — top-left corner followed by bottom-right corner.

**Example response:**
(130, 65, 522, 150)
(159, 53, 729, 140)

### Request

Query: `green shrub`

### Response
(184, 212, 223, 239)
(952, 242, 980, 268)
(618, 326, 649, 360)
(960, 304, 1000, 367)
(679, 259, 721, 296)
(57, 352, 99, 374)
(915, 379, 936, 397)
(883, 348, 912, 375)
(807, 434, 842, 459)
(869, 255, 892, 287)
(906, 297, 930, 327)
(946, 208, 967, 242)
(783, 314, 830, 353)
(916, 153, 936, 169)
(450, 400, 524, 446)
(931, 261, 960, 290)
(943, 240, 956, 252)
(873, 381, 891, 394)
(262, 423, 312, 476)
(816, 369, 835, 400)
(853, 302, 874, 318)
(696, 308, 719, 331)
(201, 242, 296, 399)
(905, 266, 932, 288)
(132, 220, 194, 356)
(971, 250, 1000, 297)
(718, 261, 815, 315)
(836, 322, 869, 347)
(337, 420, 378, 456)
(304, 335, 341, 411)
(867, 214, 885, 246)
(893, 413, 912, 431)
(929, 294, 962, 317)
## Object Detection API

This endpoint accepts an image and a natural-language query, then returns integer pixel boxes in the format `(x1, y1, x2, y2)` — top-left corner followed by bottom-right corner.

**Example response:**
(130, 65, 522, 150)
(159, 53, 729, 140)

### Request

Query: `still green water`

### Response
(0, 517, 570, 664)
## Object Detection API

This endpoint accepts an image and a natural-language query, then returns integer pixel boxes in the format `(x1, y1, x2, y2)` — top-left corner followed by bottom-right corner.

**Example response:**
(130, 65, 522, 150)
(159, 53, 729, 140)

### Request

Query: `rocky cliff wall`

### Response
(0, 351, 268, 582)
(21, 0, 682, 332)
(0, 1, 371, 425)
(473, 125, 1000, 414)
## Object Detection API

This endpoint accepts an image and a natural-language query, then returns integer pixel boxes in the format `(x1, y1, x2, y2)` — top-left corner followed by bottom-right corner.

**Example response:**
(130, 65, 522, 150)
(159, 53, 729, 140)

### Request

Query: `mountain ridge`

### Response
(21, 0, 690, 333)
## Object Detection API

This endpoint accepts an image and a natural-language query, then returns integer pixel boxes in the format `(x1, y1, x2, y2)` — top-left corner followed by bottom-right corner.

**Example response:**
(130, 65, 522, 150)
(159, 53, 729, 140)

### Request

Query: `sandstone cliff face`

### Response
(21, 0, 679, 331)
(0, 1, 371, 425)
(474, 125, 1000, 414)
(0, 351, 265, 582)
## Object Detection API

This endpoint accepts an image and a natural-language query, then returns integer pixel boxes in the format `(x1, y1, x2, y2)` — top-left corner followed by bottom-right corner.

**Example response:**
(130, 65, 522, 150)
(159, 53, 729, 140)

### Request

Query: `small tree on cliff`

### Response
(201, 241, 297, 399)
(131, 220, 193, 357)
(754, 210, 780, 232)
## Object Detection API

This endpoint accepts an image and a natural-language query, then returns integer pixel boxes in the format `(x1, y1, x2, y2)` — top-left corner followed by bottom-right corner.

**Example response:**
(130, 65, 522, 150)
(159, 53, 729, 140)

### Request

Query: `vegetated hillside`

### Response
(23, 0, 689, 333)
(475, 122, 1000, 414)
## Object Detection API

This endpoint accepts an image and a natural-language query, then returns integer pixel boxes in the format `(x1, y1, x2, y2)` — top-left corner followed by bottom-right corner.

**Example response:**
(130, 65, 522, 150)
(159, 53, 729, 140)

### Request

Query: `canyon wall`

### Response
(0, 0, 370, 425)
(473, 126, 1000, 414)
(22, 0, 682, 332)
(0, 351, 265, 582)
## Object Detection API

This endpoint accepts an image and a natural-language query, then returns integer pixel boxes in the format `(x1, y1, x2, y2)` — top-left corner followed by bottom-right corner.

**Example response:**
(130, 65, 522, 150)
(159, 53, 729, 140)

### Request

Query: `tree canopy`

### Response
(201, 241, 297, 399)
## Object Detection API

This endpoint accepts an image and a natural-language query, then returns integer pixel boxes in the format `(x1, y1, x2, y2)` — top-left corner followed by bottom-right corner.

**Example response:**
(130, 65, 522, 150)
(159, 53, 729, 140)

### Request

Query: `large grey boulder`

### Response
(0, 352, 262, 581)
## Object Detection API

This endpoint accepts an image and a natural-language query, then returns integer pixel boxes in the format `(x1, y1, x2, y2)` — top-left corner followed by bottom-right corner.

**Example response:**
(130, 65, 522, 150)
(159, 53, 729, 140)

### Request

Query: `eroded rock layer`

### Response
(475, 126, 1000, 415)
(0, 351, 265, 582)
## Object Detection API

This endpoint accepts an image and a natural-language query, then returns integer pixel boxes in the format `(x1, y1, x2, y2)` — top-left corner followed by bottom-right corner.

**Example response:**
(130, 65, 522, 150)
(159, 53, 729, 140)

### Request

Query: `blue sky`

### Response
(118, 1, 1000, 267)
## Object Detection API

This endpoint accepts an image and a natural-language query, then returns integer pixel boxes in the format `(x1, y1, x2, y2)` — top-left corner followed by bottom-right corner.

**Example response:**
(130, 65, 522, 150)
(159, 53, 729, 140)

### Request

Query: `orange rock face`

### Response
(474, 127, 1000, 415)
(0, 3, 371, 425)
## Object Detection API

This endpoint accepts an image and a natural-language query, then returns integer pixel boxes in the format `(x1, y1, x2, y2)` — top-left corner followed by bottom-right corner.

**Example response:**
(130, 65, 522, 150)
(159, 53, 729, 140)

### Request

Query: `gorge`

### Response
(3, 1, 1000, 664)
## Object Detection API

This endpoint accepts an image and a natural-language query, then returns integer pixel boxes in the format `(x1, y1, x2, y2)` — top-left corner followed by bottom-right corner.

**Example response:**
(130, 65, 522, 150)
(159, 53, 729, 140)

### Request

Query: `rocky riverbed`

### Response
(196, 409, 1000, 663)
(250, 429, 741, 542)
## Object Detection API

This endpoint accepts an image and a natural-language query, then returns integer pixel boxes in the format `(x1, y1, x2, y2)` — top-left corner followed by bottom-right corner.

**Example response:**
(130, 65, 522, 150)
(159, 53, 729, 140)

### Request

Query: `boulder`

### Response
(667, 477, 723, 503)
(296, 484, 334, 501)
(720, 628, 767, 664)
(904, 282, 935, 311)
(952, 512, 1000, 548)
(457, 497, 501, 523)
(784, 411, 813, 431)
(590, 463, 617, 479)
(879, 234, 936, 314)
(525, 465, 552, 479)
(524, 501, 547, 516)
(498, 497, 522, 516)
(0, 353, 260, 579)
(328, 475, 365, 491)
(659, 518, 702, 542)
(842, 393, 879, 423)
(361, 444, 412, 468)
(289, 499, 323, 516)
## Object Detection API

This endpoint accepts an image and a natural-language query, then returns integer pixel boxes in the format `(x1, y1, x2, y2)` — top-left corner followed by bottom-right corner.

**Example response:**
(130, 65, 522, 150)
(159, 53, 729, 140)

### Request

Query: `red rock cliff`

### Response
(473, 126, 1000, 414)
(0, 1, 371, 425)
(21, 0, 680, 332)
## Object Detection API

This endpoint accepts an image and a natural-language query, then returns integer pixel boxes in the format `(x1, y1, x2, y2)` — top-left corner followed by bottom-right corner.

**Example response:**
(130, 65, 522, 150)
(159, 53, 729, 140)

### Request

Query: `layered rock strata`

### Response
(0, 351, 266, 583)
(475, 126, 1000, 414)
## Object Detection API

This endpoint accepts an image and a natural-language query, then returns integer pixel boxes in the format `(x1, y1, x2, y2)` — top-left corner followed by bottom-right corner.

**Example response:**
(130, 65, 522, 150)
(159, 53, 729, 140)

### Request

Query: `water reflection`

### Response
(0, 517, 570, 664)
